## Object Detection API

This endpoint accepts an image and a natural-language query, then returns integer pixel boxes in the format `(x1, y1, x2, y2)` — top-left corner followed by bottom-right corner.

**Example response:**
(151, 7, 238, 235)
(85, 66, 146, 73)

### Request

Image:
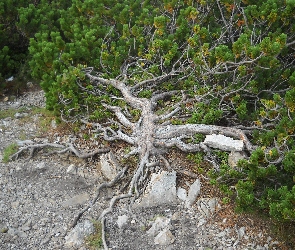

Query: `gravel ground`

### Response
(0, 89, 289, 249)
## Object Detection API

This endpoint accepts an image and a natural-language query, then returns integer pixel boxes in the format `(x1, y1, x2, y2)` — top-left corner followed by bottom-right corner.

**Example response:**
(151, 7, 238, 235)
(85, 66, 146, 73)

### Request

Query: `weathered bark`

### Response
(83, 69, 255, 199)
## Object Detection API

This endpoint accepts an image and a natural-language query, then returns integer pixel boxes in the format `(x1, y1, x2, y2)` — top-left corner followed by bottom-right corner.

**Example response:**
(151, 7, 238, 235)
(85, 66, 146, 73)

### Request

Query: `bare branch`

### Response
(156, 124, 254, 151)
(102, 103, 136, 129)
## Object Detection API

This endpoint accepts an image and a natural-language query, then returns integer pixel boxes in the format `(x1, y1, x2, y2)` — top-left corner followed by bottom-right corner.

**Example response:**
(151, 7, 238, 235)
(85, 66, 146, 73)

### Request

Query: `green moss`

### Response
(85, 221, 103, 249)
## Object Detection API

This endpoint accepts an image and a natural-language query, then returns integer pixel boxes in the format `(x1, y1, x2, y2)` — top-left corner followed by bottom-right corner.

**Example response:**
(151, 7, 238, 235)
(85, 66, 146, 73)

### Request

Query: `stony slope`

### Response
(0, 89, 288, 249)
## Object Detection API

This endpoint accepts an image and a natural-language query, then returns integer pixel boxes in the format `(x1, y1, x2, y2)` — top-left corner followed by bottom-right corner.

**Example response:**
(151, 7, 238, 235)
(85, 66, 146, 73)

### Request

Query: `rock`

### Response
(16, 140, 34, 147)
(1, 227, 8, 233)
(65, 220, 94, 248)
(7, 228, 27, 238)
(177, 187, 187, 201)
(36, 162, 46, 169)
(154, 229, 175, 246)
(237, 226, 246, 239)
(228, 151, 246, 167)
(66, 164, 77, 174)
(117, 214, 129, 229)
(197, 218, 207, 227)
(11, 201, 20, 208)
(186, 178, 201, 207)
(61, 193, 90, 208)
(147, 216, 170, 237)
(197, 198, 219, 217)
(100, 152, 120, 180)
(51, 119, 57, 129)
(27, 82, 34, 88)
(135, 171, 177, 207)
(204, 134, 244, 151)
(5, 76, 14, 82)
(14, 112, 29, 119)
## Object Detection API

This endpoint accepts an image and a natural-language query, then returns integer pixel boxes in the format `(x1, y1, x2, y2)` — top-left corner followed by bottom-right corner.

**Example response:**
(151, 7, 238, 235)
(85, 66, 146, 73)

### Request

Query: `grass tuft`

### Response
(2, 143, 18, 163)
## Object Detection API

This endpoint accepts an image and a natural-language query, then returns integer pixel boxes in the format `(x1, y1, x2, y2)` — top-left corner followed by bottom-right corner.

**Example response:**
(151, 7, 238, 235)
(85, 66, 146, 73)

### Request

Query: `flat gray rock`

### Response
(154, 229, 175, 246)
(117, 214, 129, 229)
(204, 134, 244, 151)
(100, 152, 120, 180)
(147, 216, 170, 237)
(197, 197, 219, 217)
(61, 193, 90, 208)
(177, 187, 187, 201)
(186, 178, 201, 207)
(135, 171, 177, 207)
(228, 151, 246, 167)
(65, 220, 94, 248)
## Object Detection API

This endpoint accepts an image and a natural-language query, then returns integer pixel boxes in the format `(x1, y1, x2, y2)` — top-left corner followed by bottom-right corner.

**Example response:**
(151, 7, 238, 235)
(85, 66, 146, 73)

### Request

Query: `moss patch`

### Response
(85, 221, 103, 249)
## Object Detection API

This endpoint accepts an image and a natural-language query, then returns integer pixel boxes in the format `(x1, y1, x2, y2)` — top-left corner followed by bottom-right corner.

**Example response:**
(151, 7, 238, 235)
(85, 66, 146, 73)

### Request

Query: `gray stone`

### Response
(66, 164, 77, 174)
(197, 198, 219, 217)
(36, 162, 46, 169)
(186, 178, 201, 207)
(136, 171, 177, 207)
(61, 193, 90, 208)
(100, 152, 120, 180)
(204, 134, 244, 151)
(154, 229, 175, 246)
(147, 216, 170, 237)
(11, 201, 20, 209)
(1, 227, 8, 233)
(6, 76, 14, 81)
(117, 214, 129, 229)
(27, 82, 34, 88)
(237, 226, 246, 239)
(14, 113, 29, 119)
(228, 151, 246, 167)
(16, 140, 34, 147)
(65, 220, 94, 248)
(177, 187, 187, 201)
(51, 119, 57, 129)
(7, 228, 27, 238)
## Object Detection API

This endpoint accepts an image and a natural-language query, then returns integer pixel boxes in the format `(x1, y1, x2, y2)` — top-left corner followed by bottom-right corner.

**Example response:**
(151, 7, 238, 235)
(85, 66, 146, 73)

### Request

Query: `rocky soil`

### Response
(0, 88, 290, 249)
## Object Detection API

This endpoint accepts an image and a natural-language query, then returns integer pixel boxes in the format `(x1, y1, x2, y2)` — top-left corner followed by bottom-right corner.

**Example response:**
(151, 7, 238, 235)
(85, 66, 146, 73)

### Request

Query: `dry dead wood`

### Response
(10, 142, 110, 160)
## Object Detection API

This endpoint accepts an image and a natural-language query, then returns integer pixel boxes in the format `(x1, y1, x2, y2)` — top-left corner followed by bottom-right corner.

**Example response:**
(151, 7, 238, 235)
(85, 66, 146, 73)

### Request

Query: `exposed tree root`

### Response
(64, 68, 257, 249)
(99, 193, 132, 250)
(10, 142, 110, 160)
(69, 166, 129, 229)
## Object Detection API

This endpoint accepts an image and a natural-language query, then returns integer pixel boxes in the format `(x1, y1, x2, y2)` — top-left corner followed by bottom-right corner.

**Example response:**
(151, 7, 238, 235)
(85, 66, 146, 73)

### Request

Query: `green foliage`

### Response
(0, 0, 39, 86)
(188, 102, 223, 125)
(2, 143, 18, 163)
(187, 152, 204, 167)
